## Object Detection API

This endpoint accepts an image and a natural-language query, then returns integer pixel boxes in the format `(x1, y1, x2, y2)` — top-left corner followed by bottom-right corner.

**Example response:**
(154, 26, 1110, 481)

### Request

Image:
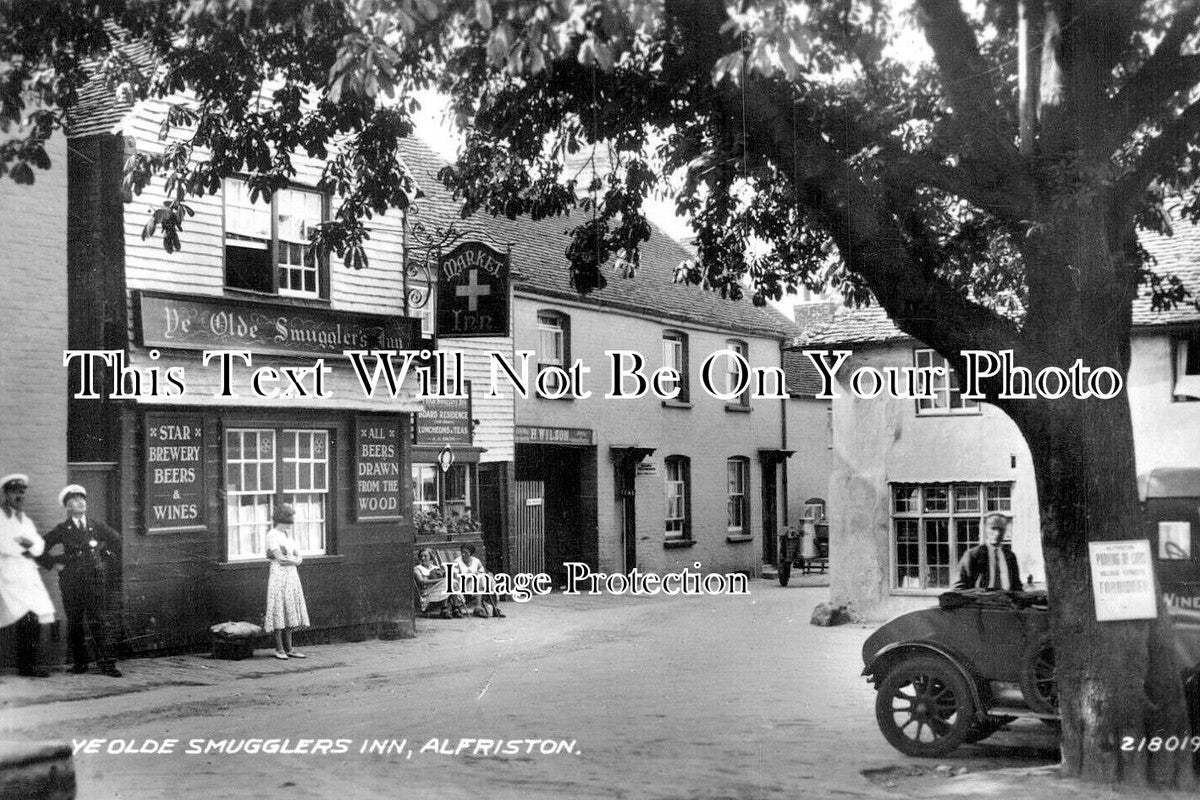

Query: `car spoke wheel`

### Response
(1021, 637, 1059, 715)
(875, 655, 978, 757)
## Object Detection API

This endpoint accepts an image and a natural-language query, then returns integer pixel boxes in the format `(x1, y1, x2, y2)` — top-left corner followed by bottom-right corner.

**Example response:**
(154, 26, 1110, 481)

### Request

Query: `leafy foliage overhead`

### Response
(3, 1, 1199, 357)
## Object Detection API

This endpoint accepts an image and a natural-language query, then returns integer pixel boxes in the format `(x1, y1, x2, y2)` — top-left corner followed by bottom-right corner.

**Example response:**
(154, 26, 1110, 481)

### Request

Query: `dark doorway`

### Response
(515, 443, 597, 585)
(761, 458, 779, 565)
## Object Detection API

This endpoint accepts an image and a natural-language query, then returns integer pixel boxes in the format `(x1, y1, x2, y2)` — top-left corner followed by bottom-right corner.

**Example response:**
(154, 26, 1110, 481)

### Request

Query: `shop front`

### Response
(83, 291, 425, 653)
(411, 388, 490, 572)
(513, 425, 598, 585)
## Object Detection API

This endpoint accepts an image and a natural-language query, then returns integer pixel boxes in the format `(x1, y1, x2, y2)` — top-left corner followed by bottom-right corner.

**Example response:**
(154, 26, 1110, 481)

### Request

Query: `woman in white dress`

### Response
(264, 504, 309, 659)
(414, 547, 464, 618)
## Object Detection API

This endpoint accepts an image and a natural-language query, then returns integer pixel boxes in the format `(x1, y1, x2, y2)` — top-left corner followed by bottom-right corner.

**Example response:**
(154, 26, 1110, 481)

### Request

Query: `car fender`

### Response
(863, 641, 986, 712)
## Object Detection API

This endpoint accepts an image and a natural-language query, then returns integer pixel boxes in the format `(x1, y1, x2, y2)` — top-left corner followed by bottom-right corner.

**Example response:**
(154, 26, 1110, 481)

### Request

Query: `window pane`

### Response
(277, 188, 322, 243)
(412, 464, 439, 513)
(923, 485, 949, 513)
(955, 519, 979, 559)
(896, 519, 920, 588)
(225, 428, 326, 560)
(225, 179, 272, 239)
(224, 179, 274, 293)
(953, 485, 980, 513)
(986, 484, 1012, 512)
(892, 482, 1013, 591)
(225, 429, 276, 561)
(726, 459, 746, 531)
(893, 486, 919, 514)
(537, 313, 564, 366)
(664, 458, 688, 537)
(1159, 522, 1192, 560)
(226, 431, 242, 461)
(925, 519, 951, 588)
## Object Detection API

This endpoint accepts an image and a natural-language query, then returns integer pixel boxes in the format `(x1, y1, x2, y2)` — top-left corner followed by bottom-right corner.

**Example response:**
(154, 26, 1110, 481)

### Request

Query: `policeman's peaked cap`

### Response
(58, 484, 87, 505)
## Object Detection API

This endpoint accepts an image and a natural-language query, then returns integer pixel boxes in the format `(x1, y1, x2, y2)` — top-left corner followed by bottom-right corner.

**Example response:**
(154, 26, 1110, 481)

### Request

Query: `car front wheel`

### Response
(875, 655, 978, 757)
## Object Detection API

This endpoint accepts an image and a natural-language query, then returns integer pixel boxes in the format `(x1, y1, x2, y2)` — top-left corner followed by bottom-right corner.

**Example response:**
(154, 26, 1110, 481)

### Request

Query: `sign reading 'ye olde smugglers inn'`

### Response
(436, 242, 509, 337)
(136, 290, 422, 356)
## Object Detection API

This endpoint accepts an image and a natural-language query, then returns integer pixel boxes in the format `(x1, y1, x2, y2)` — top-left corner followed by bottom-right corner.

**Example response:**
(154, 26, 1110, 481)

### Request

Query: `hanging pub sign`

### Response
(354, 416, 403, 522)
(144, 413, 206, 534)
(416, 382, 473, 446)
(436, 241, 509, 337)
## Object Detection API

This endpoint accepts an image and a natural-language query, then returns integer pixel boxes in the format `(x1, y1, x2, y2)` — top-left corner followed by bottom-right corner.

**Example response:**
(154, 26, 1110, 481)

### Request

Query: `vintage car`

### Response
(861, 589, 1055, 757)
(862, 469, 1200, 758)
(862, 587, 1200, 757)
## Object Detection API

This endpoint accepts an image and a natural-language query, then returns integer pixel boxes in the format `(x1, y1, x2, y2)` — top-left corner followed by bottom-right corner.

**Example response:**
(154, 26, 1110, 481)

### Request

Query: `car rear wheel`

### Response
(875, 655, 978, 757)
(1021, 637, 1058, 716)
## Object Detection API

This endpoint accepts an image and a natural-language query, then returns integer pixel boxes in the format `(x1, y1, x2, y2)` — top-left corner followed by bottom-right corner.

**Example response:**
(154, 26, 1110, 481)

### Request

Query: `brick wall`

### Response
(0, 133, 69, 525)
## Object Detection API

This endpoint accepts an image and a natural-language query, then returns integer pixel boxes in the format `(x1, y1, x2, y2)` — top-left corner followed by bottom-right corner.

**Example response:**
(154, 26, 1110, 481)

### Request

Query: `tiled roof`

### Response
(399, 137, 801, 340)
(781, 349, 829, 397)
(789, 304, 908, 348)
(1134, 214, 1200, 328)
(65, 27, 151, 139)
(69, 71, 133, 138)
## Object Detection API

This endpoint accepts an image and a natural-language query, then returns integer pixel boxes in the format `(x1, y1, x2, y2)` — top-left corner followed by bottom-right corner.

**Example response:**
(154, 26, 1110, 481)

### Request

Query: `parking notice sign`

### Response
(1088, 540, 1157, 621)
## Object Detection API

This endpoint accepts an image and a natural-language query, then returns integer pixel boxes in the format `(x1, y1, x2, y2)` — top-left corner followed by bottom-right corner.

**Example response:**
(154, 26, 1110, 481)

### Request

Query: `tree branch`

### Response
(881, 151, 1034, 227)
(1118, 98, 1200, 207)
(1109, 0, 1200, 150)
(731, 78, 1020, 366)
(915, 0, 1021, 169)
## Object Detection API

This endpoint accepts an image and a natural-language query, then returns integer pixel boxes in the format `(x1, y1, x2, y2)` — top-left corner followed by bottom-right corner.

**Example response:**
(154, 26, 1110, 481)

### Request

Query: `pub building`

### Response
(65, 91, 432, 652)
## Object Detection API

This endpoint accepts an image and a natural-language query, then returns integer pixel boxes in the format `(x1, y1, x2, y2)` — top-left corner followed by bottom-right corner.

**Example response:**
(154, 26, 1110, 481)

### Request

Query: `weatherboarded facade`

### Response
(67, 90, 429, 652)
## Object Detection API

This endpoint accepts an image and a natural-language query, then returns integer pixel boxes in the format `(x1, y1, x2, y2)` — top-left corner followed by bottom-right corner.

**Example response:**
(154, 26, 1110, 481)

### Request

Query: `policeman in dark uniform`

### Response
(39, 485, 122, 677)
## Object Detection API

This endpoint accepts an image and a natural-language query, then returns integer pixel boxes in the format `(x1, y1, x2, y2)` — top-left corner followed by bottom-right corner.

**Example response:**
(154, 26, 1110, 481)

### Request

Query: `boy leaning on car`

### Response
(954, 513, 1023, 591)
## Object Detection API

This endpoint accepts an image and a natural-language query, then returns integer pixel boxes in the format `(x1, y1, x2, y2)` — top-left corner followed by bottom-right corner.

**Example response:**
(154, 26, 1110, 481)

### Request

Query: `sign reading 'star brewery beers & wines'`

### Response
(436, 242, 509, 337)
(354, 416, 403, 522)
(144, 414, 206, 533)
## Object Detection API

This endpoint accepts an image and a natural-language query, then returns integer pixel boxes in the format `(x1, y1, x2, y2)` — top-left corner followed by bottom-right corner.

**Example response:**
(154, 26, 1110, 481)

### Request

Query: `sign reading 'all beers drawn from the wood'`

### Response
(355, 416, 403, 522)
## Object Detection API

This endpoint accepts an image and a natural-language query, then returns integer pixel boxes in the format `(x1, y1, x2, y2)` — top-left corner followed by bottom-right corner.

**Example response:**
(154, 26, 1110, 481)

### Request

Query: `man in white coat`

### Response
(0, 474, 56, 677)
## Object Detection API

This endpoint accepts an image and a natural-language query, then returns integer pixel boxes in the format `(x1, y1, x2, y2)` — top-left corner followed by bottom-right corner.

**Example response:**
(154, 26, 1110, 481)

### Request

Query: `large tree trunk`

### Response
(1014, 395, 1193, 787)
(1008, 203, 1196, 787)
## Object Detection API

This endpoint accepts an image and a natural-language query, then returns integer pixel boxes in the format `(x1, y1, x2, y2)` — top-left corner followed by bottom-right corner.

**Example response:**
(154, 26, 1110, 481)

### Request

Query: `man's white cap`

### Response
(58, 484, 87, 505)
(1, 474, 29, 490)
